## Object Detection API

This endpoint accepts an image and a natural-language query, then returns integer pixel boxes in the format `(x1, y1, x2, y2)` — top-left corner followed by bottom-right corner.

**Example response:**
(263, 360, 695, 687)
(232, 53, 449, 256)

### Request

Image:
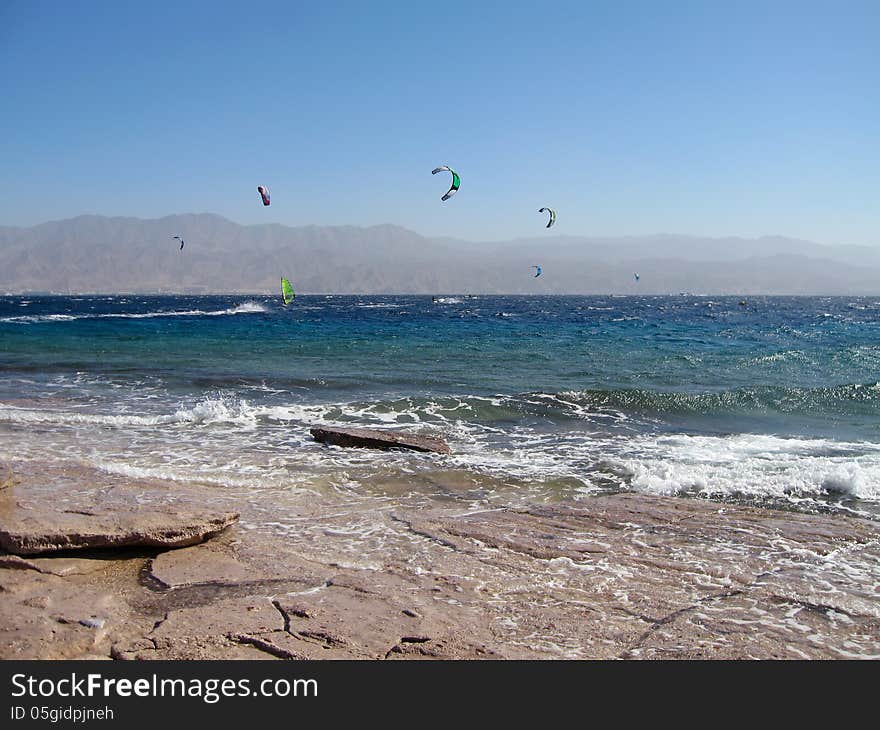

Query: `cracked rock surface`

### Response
(1, 461, 877, 659)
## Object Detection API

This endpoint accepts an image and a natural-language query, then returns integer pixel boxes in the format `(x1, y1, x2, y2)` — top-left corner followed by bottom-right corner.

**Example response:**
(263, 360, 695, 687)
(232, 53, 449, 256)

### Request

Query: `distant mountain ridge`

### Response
(1, 214, 878, 294)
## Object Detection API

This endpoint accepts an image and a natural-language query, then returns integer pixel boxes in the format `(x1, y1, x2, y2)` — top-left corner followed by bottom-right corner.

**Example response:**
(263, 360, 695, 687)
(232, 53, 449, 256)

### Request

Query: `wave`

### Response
(6, 383, 875, 433)
(612, 432, 880, 504)
(2, 314, 79, 323)
(240, 385, 880, 426)
(3, 390, 879, 510)
(222, 301, 268, 314)
(0, 301, 268, 323)
(558, 383, 880, 418)
(3, 381, 878, 433)
(0, 394, 258, 428)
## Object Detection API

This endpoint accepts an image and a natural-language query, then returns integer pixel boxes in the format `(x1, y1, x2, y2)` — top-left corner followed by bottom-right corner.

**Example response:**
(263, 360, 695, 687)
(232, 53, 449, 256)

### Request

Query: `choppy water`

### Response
(1, 294, 879, 518)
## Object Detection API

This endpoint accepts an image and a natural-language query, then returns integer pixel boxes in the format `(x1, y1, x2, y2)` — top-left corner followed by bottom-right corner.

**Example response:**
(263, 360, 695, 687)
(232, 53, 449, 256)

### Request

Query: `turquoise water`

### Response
(1, 294, 879, 516)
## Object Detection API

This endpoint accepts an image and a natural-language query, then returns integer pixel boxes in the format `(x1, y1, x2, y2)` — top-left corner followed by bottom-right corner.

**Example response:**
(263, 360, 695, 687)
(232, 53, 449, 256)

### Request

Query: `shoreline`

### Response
(2, 460, 878, 660)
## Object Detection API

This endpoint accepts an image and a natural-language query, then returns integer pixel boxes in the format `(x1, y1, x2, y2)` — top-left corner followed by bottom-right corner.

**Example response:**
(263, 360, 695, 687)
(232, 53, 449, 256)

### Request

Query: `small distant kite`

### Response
(634, 273, 640, 282)
(281, 277, 295, 306)
(431, 166, 460, 201)
(172, 235, 184, 251)
(532, 265, 542, 278)
(538, 207, 556, 228)
(257, 185, 271, 206)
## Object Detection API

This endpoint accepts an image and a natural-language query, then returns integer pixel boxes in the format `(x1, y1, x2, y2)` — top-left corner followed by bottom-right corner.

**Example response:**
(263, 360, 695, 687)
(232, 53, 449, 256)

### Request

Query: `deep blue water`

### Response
(1, 294, 878, 515)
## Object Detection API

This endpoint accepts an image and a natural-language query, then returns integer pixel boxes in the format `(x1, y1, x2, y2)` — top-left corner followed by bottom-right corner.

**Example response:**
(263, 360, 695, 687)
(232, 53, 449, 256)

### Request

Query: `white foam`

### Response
(0, 393, 260, 429)
(2, 387, 878, 511)
(0, 301, 267, 323)
(614, 433, 880, 503)
(0, 403, 176, 427)
(222, 301, 267, 315)
(1, 313, 78, 323)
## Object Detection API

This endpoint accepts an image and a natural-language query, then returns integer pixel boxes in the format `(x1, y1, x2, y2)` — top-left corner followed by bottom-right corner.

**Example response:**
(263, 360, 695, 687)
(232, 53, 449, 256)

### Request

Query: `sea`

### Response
(1, 294, 878, 521)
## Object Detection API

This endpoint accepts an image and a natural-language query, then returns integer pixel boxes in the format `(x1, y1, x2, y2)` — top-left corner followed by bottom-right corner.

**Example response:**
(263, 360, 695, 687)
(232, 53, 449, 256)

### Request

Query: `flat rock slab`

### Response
(394, 494, 880, 658)
(0, 461, 240, 556)
(0, 504, 239, 556)
(310, 426, 451, 454)
(150, 543, 263, 589)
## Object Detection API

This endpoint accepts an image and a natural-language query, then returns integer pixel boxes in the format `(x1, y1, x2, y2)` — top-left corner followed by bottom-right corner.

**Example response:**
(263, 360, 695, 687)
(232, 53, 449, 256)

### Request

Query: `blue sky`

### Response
(1, 1, 877, 245)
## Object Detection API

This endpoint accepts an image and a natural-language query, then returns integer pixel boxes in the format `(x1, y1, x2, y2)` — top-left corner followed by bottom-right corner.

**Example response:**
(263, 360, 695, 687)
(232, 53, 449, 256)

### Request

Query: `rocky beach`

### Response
(2, 294, 880, 660)
(2, 458, 878, 660)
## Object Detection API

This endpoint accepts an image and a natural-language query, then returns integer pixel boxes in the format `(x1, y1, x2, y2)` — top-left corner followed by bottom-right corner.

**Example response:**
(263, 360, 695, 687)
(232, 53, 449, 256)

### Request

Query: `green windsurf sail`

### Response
(281, 277, 295, 306)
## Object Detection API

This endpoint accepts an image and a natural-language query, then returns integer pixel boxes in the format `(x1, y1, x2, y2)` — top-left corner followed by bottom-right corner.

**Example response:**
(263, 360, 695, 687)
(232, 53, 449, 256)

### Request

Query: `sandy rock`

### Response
(0, 568, 137, 659)
(0, 553, 111, 577)
(310, 426, 451, 454)
(0, 463, 19, 491)
(26, 556, 111, 576)
(0, 503, 239, 556)
(112, 634, 278, 661)
(112, 598, 288, 660)
(0, 554, 43, 572)
(150, 544, 258, 589)
(271, 569, 499, 659)
(0, 460, 242, 563)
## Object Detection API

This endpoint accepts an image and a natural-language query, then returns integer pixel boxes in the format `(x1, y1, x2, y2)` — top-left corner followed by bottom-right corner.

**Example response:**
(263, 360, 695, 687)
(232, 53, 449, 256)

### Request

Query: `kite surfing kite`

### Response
(431, 166, 460, 201)
(172, 235, 184, 251)
(257, 185, 271, 206)
(634, 273, 640, 282)
(532, 265, 542, 278)
(281, 277, 295, 306)
(538, 207, 556, 228)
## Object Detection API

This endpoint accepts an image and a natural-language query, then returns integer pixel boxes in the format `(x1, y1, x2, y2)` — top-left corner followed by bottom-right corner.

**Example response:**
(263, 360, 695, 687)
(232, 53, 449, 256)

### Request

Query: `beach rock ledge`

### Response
(0, 504, 239, 556)
(0, 460, 239, 557)
(310, 426, 451, 454)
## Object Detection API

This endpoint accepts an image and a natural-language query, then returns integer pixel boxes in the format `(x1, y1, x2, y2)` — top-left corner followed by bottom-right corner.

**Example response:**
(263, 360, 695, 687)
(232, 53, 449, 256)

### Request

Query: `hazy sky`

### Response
(1, 1, 877, 245)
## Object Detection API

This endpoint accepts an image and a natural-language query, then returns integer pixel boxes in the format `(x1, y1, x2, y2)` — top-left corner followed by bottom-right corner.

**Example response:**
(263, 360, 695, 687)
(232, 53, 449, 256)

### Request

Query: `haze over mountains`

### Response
(1, 214, 878, 295)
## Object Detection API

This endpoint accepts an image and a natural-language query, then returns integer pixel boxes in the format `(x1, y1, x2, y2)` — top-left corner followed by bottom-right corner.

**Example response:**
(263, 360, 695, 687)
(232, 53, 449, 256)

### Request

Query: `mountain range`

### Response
(1, 214, 878, 294)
